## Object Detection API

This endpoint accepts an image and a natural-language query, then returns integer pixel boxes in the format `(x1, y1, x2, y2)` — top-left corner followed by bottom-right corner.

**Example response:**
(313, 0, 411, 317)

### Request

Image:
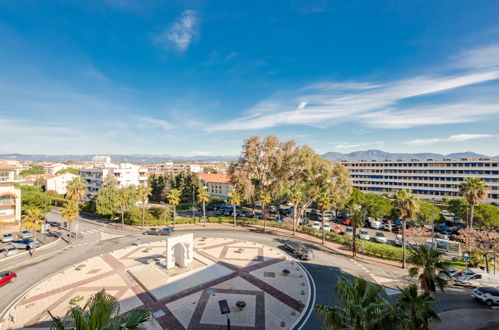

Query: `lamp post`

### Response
(431, 199, 435, 249)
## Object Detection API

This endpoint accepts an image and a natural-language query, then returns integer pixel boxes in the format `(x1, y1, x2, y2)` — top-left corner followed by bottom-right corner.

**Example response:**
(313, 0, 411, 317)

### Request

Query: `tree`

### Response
(137, 183, 152, 230)
(315, 277, 402, 330)
(458, 229, 499, 273)
(22, 207, 44, 255)
(473, 203, 499, 230)
(416, 201, 440, 226)
(197, 188, 210, 227)
(287, 186, 302, 236)
(228, 190, 241, 227)
(460, 178, 489, 229)
(48, 289, 151, 330)
(116, 186, 138, 229)
(60, 201, 79, 243)
(66, 177, 87, 236)
(397, 284, 440, 330)
(408, 245, 448, 295)
(260, 191, 271, 233)
(394, 190, 420, 268)
(349, 203, 365, 258)
(405, 227, 432, 246)
(362, 193, 392, 221)
(167, 189, 181, 228)
(447, 198, 468, 221)
(316, 191, 332, 245)
(19, 165, 43, 175)
(95, 178, 119, 219)
(18, 185, 52, 212)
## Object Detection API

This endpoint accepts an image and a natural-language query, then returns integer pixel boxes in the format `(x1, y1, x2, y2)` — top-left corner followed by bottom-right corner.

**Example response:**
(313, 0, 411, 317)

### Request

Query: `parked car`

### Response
(284, 241, 300, 254)
(159, 227, 174, 236)
(374, 232, 387, 244)
(11, 239, 36, 250)
(0, 245, 18, 258)
(472, 287, 499, 306)
(383, 224, 397, 233)
(342, 219, 351, 226)
(333, 225, 343, 234)
(359, 230, 370, 241)
(19, 230, 32, 239)
(322, 223, 332, 232)
(344, 227, 354, 236)
(297, 244, 314, 260)
(395, 234, 403, 246)
(47, 221, 61, 228)
(311, 222, 321, 230)
(322, 213, 334, 221)
(370, 220, 384, 230)
(1, 233, 14, 243)
(0, 271, 17, 287)
(144, 228, 160, 235)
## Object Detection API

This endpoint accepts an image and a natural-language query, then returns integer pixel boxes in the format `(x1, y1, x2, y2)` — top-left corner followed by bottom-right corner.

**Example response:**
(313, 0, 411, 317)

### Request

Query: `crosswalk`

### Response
(63, 227, 124, 249)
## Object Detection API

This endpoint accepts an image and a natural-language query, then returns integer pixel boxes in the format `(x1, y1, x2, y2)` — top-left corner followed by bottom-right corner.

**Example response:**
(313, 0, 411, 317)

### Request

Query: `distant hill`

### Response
(321, 150, 497, 161)
(0, 153, 238, 163)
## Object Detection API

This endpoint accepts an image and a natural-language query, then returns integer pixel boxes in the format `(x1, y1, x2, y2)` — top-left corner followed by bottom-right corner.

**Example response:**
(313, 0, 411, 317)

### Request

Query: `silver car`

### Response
(1, 233, 14, 243)
(0, 245, 18, 258)
(19, 230, 33, 239)
(159, 227, 174, 236)
(297, 245, 314, 260)
(144, 228, 160, 235)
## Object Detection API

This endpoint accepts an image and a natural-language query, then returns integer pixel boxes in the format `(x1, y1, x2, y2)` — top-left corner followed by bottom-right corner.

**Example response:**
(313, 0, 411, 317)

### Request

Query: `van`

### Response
(370, 220, 384, 230)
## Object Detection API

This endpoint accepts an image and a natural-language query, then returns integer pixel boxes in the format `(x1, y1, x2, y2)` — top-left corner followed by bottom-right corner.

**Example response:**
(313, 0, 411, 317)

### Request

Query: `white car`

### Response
(472, 287, 499, 306)
(322, 213, 334, 221)
(19, 230, 32, 239)
(344, 227, 353, 236)
(374, 232, 387, 244)
(359, 230, 370, 241)
(311, 222, 321, 230)
(322, 223, 332, 232)
(1, 233, 14, 243)
(395, 234, 403, 246)
(370, 220, 384, 230)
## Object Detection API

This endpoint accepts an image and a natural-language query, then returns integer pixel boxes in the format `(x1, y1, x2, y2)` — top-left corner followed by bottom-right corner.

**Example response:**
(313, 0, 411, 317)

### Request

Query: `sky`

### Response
(1, 0, 499, 157)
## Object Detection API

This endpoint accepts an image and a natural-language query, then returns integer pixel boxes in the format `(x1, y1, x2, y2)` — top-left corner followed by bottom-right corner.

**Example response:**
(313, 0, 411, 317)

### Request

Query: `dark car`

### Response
(284, 241, 300, 253)
(144, 228, 160, 235)
(12, 239, 36, 250)
(0, 271, 17, 286)
(159, 227, 174, 236)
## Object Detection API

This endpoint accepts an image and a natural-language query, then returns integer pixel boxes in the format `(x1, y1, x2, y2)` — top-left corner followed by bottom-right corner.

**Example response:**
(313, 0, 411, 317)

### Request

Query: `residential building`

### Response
(342, 158, 499, 204)
(0, 164, 21, 234)
(46, 173, 79, 195)
(80, 162, 148, 198)
(19, 173, 54, 187)
(43, 163, 67, 175)
(198, 173, 233, 200)
(91, 156, 111, 164)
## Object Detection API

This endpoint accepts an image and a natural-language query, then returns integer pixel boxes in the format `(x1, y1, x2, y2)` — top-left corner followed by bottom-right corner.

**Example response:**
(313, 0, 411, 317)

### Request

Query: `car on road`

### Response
(296, 244, 314, 260)
(144, 228, 160, 235)
(159, 227, 174, 236)
(0, 271, 17, 287)
(374, 232, 387, 244)
(1, 233, 14, 243)
(311, 222, 321, 230)
(472, 287, 499, 306)
(0, 245, 18, 258)
(333, 225, 342, 234)
(19, 230, 33, 239)
(359, 230, 370, 241)
(11, 239, 37, 250)
(344, 227, 354, 236)
(395, 234, 403, 246)
(284, 241, 300, 254)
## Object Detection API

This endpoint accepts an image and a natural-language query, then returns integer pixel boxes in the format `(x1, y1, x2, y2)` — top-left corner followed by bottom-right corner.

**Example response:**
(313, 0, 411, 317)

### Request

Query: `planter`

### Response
(70, 296, 84, 305)
(237, 248, 245, 253)
(235, 300, 246, 310)
(282, 269, 290, 276)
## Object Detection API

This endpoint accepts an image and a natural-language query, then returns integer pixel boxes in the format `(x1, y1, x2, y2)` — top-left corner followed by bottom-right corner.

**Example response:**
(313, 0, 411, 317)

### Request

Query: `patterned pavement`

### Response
(4, 237, 311, 329)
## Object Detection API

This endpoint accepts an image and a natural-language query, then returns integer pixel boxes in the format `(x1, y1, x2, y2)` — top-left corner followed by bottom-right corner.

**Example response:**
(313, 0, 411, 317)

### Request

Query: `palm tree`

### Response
(348, 203, 365, 258)
(315, 277, 402, 330)
(22, 207, 44, 255)
(48, 289, 151, 329)
(260, 191, 271, 233)
(287, 186, 302, 236)
(394, 190, 420, 268)
(167, 189, 181, 229)
(60, 201, 79, 243)
(460, 178, 489, 229)
(228, 190, 241, 227)
(116, 187, 131, 229)
(137, 183, 152, 230)
(408, 245, 448, 295)
(66, 177, 87, 237)
(397, 284, 440, 330)
(197, 188, 210, 227)
(316, 191, 332, 245)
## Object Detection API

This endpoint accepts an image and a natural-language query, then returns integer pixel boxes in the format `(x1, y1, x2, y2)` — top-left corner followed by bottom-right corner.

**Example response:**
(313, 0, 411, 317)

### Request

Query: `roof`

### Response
(197, 173, 232, 184)
(0, 164, 18, 171)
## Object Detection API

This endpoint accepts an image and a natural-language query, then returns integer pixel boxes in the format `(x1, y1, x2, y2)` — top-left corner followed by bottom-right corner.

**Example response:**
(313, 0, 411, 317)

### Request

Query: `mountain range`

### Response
(1, 150, 498, 163)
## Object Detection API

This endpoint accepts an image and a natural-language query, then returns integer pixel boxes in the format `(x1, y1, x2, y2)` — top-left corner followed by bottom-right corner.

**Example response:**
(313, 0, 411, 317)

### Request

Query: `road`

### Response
(0, 210, 486, 329)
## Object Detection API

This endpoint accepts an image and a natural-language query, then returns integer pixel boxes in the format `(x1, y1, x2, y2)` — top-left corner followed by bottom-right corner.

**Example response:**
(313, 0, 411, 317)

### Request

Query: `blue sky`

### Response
(1, 1, 499, 156)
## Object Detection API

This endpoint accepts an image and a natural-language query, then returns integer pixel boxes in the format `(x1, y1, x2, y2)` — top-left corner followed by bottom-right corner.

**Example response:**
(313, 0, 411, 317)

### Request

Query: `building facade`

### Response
(198, 173, 233, 200)
(0, 165, 21, 234)
(43, 163, 67, 175)
(342, 158, 499, 204)
(46, 173, 79, 195)
(80, 162, 148, 198)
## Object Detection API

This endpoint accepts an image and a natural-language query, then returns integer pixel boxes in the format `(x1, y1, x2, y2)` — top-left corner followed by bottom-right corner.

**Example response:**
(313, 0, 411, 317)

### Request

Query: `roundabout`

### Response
(3, 235, 313, 329)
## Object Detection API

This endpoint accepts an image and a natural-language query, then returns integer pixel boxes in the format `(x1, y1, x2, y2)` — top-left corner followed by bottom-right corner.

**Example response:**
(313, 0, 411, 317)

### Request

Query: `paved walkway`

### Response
(4, 237, 311, 330)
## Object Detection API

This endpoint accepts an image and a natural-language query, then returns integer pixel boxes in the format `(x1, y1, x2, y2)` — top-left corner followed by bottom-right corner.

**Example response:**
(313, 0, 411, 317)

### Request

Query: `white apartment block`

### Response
(198, 173, 233, 200)
(80, 162, 148, 198)
(43, 163, 67, 175)
(0, 164, 21, 234)
(147, 162, 202, 175)
(46, 173, 79, 195)
(342, 158, 499, 204)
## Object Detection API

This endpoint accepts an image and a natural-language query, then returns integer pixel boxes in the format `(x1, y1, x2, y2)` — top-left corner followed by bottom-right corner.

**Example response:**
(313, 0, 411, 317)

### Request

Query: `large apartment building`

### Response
(198, 173, 233, 200)
(0, 164, 21, 234)
(80, 160, 148, 198)
(342, 158, 499, 204)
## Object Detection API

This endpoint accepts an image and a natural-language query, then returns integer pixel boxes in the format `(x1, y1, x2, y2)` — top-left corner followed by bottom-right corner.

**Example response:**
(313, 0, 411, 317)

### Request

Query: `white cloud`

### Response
(404, 134, 495, 146)
(156, 10, 198, 52)
(135, 116, 175, 131)
(334, 141, 385, 149)
(208, 44, 499, 132)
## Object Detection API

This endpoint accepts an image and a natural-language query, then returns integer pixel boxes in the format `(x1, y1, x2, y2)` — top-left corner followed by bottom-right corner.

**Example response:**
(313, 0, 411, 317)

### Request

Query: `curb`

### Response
(292, 260, 316, 330)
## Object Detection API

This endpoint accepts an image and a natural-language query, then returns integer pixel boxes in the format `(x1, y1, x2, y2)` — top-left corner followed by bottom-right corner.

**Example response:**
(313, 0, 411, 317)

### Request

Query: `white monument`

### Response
(166, 233, 194, 269)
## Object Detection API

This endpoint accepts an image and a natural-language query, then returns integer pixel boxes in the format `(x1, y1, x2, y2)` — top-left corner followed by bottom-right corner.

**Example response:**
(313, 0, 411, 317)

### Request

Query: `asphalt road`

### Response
(0, 210, 487, 329)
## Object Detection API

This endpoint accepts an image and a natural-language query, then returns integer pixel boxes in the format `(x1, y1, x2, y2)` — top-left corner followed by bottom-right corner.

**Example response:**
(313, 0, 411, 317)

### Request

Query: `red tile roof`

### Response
(197, 173, 232, 183)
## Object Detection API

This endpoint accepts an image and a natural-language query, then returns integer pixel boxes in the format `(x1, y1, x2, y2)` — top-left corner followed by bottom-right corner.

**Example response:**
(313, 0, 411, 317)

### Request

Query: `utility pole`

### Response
(431, 199, 435, 249)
